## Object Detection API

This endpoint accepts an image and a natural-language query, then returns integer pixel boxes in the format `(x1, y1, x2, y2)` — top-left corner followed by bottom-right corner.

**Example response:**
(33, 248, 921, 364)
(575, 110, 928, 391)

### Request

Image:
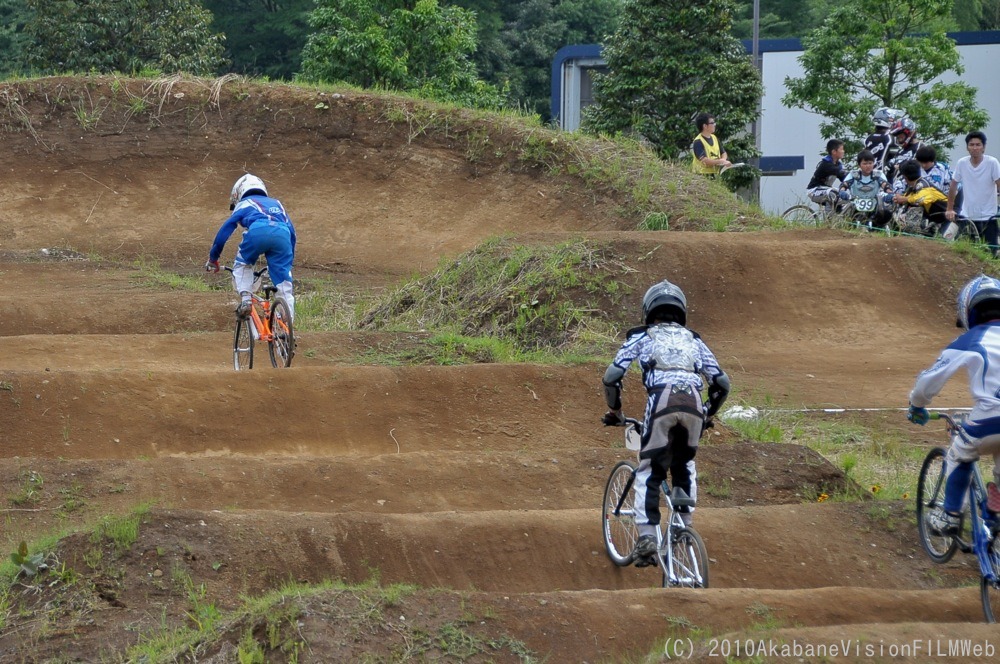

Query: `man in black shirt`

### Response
(807, 139, 847, 206)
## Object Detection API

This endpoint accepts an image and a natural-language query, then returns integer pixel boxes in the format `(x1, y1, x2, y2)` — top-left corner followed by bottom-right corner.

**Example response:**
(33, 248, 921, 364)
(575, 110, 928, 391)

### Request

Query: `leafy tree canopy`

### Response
(782, 0, 988, 151)
(203, 0, 313, 80)
(450, 0, 620, 119)
(583, 0, 762, 168)
(299, 0, 504, 109)
(24, 0, 226, 75)
(0, 0, 32, 76)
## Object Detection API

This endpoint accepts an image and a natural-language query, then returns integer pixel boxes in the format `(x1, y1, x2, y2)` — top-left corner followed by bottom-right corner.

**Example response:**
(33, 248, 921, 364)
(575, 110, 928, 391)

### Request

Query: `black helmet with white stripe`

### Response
(641, 280, 687, 326)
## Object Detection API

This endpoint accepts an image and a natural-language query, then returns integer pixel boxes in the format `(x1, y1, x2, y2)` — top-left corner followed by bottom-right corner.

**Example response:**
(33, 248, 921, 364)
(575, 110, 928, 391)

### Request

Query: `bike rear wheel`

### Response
(602, 460, 638, 566)
(233, 316, 254, 371)
(917, 447, 959, 563)
(662, 526, 709, 588)
(267, 297, 295, 368)
(981, 536, 1000, 623)
(781, 205, 819, 225)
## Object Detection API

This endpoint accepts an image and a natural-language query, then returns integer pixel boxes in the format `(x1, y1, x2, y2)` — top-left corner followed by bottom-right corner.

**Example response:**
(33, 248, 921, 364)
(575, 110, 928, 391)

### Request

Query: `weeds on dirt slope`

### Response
(0, 74, 771, 231)
(721, 403, 930, 503)
(357, 236, 632, 358)
(3, 516, 537, 663)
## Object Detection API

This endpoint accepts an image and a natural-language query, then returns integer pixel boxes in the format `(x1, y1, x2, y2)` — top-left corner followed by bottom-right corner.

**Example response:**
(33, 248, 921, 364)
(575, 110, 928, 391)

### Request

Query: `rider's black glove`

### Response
(602, 411, 625, 426)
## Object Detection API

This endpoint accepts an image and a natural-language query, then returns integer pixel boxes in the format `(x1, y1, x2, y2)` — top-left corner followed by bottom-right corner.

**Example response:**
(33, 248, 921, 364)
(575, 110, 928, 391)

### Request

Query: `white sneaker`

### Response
(929, 507, 960, 536)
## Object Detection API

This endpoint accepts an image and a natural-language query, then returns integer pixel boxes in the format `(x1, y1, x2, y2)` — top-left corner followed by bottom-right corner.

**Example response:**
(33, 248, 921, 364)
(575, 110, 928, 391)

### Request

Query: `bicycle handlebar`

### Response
(223, 265, 268, 278)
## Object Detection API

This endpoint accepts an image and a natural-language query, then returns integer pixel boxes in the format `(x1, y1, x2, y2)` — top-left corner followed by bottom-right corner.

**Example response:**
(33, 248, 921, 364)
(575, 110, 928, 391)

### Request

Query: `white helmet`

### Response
(229, 174, 267, 210)
(641, 280, 687, 326)
(957, 274, 1000, 330)
(872, 107, 903, 129)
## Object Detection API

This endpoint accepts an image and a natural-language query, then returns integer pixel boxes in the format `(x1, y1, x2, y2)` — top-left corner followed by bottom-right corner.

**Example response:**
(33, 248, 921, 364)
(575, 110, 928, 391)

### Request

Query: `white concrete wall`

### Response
(760, 42, 1000, 215)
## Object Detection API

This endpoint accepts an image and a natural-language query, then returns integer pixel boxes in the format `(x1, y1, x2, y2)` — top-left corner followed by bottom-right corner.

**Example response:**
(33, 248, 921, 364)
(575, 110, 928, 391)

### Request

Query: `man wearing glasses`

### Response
(691, 113, 732, 177)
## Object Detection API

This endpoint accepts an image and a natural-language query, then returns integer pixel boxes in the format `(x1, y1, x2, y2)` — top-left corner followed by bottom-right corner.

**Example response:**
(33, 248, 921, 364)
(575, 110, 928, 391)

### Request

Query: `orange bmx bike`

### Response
(224, 265, 294, 370)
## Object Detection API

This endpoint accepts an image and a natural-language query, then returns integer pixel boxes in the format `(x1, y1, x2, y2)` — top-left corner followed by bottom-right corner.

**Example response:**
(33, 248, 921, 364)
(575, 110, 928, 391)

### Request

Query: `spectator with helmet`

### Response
(908, 274, 1000, 536)
(601, 280, 730, 567)
(205, 174, 298, 320)
(947, 131, 1000, 258)
(887, 117, 922, 191)
(806, 139, 847, 208)
(865, 107, 904, 171)
(690, 113, 732, 178)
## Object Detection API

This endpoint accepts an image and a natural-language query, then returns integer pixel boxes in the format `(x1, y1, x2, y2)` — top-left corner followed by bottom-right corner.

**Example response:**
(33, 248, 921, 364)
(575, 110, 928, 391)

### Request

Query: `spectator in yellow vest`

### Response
(691, 113, 731, 177)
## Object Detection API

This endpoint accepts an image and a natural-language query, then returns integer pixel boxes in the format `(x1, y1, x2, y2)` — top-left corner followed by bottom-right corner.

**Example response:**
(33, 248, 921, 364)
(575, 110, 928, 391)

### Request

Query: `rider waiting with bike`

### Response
(205, 174, 298, 321)
(892, 160, 953, 238)
(864, 107, 904, 171)
(601, 280, 730, 567)
(887, 118, 922, 190)
(909, 274, 1000, 534)
(806, 139, 848, 209)
(839, 149, 892, 229)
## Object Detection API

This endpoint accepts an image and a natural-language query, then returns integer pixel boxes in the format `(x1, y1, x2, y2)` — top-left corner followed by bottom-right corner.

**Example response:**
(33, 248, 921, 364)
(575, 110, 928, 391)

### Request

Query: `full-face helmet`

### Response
(889, 118, 916, 144)
(641, 280, 687, 326)
(957, 274, 1000, 330)
(229, 174, 268, 210)
(872, 107, 903, 129)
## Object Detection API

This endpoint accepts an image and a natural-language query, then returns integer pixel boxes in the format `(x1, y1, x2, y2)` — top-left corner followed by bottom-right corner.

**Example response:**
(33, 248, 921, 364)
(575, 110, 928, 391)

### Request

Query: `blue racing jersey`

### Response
(209, 195, 297, 262)
(910, 321, 1000, 435)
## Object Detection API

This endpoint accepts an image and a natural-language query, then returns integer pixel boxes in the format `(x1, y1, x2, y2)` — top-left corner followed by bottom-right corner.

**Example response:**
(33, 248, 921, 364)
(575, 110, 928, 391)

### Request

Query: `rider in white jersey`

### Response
(908, 275, 1000, 534)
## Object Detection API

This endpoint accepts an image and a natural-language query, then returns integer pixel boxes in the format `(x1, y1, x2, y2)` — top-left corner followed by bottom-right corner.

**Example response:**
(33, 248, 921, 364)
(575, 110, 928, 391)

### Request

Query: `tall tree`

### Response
(24, 0, 226, 75)
(583, 0, 762, 163)
(0, 0, 32, 76)
(783, 0, 988, 151)
(203, 0, 313, 80)
(449, 0, 620, 120)
(953, 0, 983, 29)
(299, 0, 504, 109)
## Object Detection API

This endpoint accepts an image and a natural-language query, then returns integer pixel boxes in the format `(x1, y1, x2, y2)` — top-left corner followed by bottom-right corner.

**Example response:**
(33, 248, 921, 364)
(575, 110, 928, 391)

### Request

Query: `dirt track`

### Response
(2, 77, 999, 661)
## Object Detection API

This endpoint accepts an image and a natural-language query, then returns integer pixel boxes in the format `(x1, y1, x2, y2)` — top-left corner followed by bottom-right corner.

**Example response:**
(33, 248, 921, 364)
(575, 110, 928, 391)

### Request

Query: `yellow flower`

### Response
(817, 493, 829, 503)
(902, 492, 909, 500)
(871, 484, 881, 494)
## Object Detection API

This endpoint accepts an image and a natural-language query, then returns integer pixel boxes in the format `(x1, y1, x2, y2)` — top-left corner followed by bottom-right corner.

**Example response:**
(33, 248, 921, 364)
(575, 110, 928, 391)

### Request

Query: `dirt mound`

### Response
(2, 76, 998, 662)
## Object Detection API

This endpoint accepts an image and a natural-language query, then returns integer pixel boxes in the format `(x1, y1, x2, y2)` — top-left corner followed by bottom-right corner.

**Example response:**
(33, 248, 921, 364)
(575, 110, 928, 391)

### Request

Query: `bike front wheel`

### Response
(268, 297, 295, 368)
(781, 205, 819, 225)
(233, 316, 254, 371)
(917, 447, 959, 563)
(662, 526, 709, 588)
(602, 460, 638, 566)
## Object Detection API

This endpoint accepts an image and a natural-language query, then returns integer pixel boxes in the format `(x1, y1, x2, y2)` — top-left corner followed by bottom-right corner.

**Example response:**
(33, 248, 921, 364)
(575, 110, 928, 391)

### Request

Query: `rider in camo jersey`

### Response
(601, 280, 730, 567)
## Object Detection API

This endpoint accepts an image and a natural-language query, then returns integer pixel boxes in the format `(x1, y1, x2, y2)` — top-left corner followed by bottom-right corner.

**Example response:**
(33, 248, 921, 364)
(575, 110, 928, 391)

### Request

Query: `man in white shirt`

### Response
(947, 131, 1000, 257)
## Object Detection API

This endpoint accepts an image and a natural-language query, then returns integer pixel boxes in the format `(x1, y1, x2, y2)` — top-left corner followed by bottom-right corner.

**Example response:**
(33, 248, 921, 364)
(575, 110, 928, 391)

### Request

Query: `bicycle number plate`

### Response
(625, 427, 641, 451)
(854, 197, 877, 213)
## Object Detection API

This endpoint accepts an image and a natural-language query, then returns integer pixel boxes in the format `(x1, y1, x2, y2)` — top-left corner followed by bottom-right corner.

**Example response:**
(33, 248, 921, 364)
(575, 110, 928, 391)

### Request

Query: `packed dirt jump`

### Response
(2, 76, 999, 662)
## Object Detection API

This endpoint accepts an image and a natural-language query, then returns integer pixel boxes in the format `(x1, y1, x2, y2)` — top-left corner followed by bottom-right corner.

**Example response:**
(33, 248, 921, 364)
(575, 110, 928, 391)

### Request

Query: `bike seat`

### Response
(670, 486, 695, 508)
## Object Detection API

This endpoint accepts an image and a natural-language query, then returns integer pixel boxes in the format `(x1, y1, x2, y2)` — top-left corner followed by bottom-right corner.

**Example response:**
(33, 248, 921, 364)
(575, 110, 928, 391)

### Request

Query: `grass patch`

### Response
(357, 236, 630, 356)
(130, 256, 213, 292)
(789, 417, 919, 500)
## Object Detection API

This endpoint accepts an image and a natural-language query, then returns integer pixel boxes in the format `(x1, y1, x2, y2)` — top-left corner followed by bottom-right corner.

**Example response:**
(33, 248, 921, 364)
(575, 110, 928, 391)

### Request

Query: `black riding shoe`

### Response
(632, 535, 657, 567)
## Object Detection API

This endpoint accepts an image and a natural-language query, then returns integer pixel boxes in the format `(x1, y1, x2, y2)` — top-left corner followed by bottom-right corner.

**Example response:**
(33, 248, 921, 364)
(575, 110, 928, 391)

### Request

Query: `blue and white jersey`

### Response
(910, 321, 1000, 436)
(209, 195, 297, 262)
(920, 161, 954, 195)
(610, 325, 723, 393)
